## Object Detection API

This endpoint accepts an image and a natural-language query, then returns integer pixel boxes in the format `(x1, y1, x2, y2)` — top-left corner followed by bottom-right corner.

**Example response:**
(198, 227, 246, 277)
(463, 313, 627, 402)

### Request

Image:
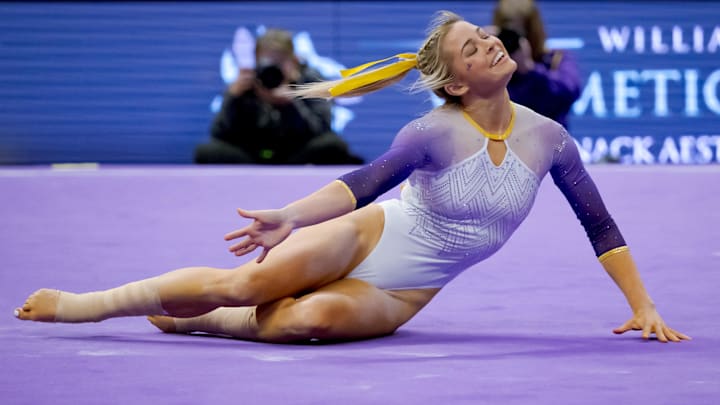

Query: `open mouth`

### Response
(491, 51, 506, 67)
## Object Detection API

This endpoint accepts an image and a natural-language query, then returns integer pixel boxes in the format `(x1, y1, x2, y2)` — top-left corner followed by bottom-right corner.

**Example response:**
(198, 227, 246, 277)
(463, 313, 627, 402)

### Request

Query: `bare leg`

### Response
(149, 278, 440, 344)
(16, 205, 384, 323)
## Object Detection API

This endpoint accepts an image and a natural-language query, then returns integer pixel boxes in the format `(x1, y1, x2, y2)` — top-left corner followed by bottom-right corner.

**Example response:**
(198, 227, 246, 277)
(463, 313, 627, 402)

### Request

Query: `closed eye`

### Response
(477, 26, 490, 40)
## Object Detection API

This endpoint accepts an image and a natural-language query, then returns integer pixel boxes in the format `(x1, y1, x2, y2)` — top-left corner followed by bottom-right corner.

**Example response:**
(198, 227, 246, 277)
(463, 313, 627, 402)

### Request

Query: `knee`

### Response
(221, 270, 273, 306)
(293, 298, 344, 336)
(258, 296, 351, 341)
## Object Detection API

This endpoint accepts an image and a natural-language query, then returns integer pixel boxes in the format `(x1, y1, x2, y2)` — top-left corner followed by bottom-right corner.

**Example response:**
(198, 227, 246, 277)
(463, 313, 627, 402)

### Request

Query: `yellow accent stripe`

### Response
(329, 53, 417, 97)
(598, 246, 630, 263)
(461, 103, 516, 141)
(334, 179, 357, 208)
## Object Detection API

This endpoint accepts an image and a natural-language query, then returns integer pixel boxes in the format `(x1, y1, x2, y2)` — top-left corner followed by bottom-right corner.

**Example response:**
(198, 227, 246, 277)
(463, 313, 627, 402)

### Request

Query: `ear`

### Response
(444, 81, 469, 97)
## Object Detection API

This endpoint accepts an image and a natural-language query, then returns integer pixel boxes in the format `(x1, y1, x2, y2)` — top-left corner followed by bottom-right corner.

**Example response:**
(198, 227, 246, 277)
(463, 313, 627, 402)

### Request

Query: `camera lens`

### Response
(497, 28, 521, 55)
(255, 64, 284, 89)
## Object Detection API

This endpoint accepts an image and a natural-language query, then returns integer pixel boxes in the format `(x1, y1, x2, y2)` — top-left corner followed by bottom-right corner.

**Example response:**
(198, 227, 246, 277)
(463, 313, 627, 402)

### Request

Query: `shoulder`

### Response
(513, 103, 569, 145)
(514, 103, 561, 132)
(396, 107, 455, 141)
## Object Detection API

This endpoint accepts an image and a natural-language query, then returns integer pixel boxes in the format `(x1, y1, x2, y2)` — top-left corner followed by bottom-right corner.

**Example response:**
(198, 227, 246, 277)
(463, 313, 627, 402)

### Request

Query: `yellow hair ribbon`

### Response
(329, 53, 417, 97)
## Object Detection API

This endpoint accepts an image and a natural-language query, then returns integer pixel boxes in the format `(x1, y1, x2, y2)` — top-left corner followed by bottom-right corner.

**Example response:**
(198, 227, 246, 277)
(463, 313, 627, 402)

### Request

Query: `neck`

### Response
(461, 90, 513, 135)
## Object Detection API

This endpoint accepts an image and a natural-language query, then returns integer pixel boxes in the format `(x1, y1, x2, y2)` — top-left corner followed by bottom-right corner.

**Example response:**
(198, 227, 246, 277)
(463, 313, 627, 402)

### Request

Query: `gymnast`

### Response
(15, 11, 689, 343)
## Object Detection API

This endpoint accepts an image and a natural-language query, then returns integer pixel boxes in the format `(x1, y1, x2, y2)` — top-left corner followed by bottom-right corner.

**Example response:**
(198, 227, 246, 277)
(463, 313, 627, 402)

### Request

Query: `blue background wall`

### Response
(1, 1, 718, 164)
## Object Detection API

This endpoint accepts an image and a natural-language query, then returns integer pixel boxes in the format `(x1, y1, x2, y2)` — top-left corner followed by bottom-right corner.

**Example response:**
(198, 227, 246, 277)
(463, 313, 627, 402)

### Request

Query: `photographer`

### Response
(195, 29, 363, 165)
(492, 0, 581, 129)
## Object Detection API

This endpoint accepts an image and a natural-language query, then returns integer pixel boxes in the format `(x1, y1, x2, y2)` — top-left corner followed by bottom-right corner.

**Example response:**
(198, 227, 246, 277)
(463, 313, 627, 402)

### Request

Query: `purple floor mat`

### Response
(1, 165, 718, 404)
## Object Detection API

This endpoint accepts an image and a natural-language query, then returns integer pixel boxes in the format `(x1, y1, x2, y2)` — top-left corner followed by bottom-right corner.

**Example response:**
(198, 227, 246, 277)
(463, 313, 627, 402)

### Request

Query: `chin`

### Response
(500, 60, 517, 84)
(499, 64, 515, 83)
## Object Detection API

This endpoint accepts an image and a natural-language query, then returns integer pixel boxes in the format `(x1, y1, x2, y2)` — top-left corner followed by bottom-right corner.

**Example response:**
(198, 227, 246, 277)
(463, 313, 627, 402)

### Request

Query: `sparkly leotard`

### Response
(340, 103, 625, 290)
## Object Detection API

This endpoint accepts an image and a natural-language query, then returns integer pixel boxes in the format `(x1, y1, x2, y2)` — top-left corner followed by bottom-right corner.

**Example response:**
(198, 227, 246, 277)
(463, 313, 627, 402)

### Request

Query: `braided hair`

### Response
(412, 10, 463, 105)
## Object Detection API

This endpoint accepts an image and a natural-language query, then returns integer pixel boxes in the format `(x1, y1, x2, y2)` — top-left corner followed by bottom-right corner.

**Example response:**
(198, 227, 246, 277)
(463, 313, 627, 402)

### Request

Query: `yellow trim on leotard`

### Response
(598, 246, 630, 264)
(462, 103, 516, 141)
(334, 179, 357, 208)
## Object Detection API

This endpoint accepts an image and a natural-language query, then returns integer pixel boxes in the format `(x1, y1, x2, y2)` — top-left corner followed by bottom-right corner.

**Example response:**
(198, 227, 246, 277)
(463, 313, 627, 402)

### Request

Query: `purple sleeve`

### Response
(550, 128, 627, 257)
(338, 122, 430, 208)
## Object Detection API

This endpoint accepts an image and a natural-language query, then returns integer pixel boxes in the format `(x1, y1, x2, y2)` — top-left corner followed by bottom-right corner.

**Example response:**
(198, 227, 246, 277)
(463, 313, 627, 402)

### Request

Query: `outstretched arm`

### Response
(226, 119, 433, 262)
(224, 180, 356, 262)
(549, 127, 690, 342)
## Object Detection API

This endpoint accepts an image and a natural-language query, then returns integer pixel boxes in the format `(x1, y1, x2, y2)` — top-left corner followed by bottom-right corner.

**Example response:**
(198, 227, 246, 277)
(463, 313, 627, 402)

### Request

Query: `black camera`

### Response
(255, 63, 284, 89)
(497, 28, 522, 55)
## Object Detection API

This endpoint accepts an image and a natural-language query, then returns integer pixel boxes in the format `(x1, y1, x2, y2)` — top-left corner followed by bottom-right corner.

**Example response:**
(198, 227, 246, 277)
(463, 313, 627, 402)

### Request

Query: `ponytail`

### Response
(291, 53, 417, 99)
(291, 10, 463, 103)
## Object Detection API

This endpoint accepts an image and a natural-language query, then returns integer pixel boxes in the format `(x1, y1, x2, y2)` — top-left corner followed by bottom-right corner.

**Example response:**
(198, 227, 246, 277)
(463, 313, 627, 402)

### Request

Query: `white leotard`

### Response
(346, 141, 539, 289)
(342, 104, 625, 290)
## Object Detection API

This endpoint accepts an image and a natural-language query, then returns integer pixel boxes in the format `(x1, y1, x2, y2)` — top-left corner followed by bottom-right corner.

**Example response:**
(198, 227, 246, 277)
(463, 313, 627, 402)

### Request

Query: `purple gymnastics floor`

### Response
(1, 164, 718, 404)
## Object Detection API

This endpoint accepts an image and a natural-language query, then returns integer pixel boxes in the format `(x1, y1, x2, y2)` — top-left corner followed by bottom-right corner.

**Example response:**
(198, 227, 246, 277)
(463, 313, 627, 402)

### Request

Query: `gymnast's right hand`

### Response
(225, 207, 293, 263)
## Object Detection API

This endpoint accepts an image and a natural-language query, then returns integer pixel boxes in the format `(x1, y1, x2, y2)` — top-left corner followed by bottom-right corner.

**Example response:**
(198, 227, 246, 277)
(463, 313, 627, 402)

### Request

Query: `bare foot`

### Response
(147, 315, 179, 333)
(14, 289, 61, 322)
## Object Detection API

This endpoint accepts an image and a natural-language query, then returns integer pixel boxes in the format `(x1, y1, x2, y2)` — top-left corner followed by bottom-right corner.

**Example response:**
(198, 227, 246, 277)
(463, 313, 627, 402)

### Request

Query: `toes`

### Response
(16, 289, 61, 322)
(147, 315, 177, 333)
(14, 308, 28, 321)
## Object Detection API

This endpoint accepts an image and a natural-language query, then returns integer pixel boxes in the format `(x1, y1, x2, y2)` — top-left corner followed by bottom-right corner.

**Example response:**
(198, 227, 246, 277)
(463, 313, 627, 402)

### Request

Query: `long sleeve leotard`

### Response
(338, 103, 625, 290)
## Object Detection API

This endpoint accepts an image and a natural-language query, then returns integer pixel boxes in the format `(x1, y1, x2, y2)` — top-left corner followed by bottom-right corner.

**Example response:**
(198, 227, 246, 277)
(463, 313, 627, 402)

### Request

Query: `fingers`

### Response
(225, 209, 260, 240)
(228, 241, 269, 262)
(664, 326, 691, 342)
(236, 208, 255, 219)
(641, 322, 652, 340)
(614, 316, 691, 343)
(655, 324, 669, 343)
(671, 328, 692, 341)
(613, 320, 634, 334)
(231, 244, 258, 257)
(225, 209, 250, 241)
(256, 248, 269, 264)
(228, 238, 258, 255)
(224, 228, 249, 241)
(662, 326, 679, 342)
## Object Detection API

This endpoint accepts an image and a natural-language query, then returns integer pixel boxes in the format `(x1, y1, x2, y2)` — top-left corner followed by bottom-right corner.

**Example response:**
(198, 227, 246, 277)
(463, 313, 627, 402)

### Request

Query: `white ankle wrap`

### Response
(55, 278, 165, 323)
(175, 307, 258, 339)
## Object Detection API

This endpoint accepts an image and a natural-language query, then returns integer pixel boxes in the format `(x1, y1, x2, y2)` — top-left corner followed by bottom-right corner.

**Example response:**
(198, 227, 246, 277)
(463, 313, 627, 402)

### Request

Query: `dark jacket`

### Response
(210, 65, 332, 163)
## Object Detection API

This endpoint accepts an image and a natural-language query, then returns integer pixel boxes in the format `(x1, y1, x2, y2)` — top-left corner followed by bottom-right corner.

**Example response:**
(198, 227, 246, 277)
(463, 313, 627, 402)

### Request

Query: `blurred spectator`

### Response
(195, 28, 363, 165)
(491, 0, 581, 128)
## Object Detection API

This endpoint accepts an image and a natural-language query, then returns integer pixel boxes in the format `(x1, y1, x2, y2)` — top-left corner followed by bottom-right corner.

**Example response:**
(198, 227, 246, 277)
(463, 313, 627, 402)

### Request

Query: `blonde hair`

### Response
(291, 10, 464, 105)
(414, 10, 464, 105)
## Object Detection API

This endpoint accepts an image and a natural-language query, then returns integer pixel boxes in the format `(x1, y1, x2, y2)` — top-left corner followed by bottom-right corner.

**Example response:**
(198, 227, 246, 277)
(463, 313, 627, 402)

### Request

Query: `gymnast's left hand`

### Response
(613, 306, 691, 343)
(224, 208, 293, 263)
